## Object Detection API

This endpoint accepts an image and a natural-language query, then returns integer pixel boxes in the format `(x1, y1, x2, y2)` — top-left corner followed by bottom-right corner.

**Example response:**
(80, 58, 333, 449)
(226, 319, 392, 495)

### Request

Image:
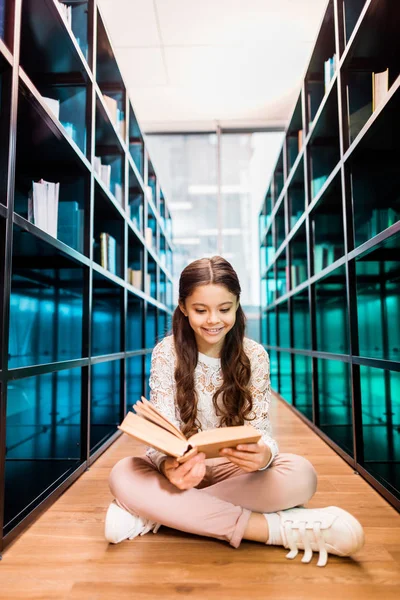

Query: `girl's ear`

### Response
(179, 302, 187, 317)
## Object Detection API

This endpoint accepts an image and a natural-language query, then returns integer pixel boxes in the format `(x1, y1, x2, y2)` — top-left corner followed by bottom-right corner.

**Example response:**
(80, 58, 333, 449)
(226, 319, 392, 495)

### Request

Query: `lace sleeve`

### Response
(247, 342, 279, 469)
(146, 337, 181, 470)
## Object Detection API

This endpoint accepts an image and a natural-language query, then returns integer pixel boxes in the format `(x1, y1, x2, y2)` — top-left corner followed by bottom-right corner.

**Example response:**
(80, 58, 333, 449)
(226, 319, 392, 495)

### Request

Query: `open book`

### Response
(118, 397, 261, 463)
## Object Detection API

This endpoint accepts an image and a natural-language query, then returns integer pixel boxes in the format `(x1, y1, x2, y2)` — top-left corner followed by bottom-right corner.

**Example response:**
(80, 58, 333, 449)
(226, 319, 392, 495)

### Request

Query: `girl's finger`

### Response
(235, 443, 262, 453)
(222, 449, 261, 462)
(224, 456, 256, 470)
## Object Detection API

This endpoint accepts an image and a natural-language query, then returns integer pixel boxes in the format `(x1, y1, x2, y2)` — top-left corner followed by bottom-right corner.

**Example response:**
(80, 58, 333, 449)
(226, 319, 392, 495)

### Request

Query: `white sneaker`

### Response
(275, 506, 365, 567)
(104, 501, 161, 544)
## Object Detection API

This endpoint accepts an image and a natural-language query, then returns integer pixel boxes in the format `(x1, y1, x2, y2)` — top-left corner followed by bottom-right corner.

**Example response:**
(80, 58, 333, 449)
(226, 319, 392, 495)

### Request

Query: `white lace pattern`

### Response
(146, 335, 279, 470)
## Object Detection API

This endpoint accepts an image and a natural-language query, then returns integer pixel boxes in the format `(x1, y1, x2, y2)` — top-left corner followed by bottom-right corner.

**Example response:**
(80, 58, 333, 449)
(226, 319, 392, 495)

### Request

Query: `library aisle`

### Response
(0, 393, 398, 600)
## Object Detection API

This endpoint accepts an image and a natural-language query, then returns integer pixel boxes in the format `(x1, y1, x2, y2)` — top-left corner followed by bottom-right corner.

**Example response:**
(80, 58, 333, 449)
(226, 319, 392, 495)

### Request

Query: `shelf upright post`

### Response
(301, 80, 319, 428)
(334, 0, 363, 467)
(80, 0, 97, 466)
(0, 0, 22, 553)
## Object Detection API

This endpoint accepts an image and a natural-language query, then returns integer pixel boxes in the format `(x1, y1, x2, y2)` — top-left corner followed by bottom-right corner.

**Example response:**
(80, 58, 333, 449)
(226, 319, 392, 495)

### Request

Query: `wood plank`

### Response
(0, 395, 399, 600)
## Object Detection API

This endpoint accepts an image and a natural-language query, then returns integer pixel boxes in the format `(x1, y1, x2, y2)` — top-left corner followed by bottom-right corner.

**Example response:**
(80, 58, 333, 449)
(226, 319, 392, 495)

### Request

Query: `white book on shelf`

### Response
(114, 182, 122, 204)
(47, 181, 60, 237)
(94, 156, 102, 177)
(145, 227, 153, 248)
(372, 68, 389, 111)
(42, 96, 60, 120)
(146, 185, 153, 202)
(146, 273, 151, 294)
(54, 1, 72, 28)
(107, 234, 117, 275)
(100, 164, 111, 189)
(28, 179, 60, 237)
(103, 95, 118, 125)
(324, 59, 331, 91)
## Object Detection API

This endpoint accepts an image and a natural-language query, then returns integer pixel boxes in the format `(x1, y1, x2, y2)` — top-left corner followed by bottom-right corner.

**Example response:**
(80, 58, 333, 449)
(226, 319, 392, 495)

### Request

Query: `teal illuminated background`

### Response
(360, 366, 399, 493)
(90, 360, 121, 452)
(9, 270, 83, 368)
(5, 368, 82, 527)
(318, 359, 353, 456)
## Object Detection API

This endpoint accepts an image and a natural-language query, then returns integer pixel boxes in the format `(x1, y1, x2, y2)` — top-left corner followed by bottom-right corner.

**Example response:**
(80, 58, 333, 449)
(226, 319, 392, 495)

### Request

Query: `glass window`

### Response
(268, 349, 278, 392)
(5, 368, 82, 530)
(315, 266, 349, 354)
(293, 354, 313, 421)
(356, 234, 400, 361)
(292, 289, 311, 350)
(90, 360, 121, 452)
(126, 355, 143, 411)
(360, 366, 399, 495)
(318, 359, 353, 456)
(279, 352, 293, 404)
(92, 273, 121, 356)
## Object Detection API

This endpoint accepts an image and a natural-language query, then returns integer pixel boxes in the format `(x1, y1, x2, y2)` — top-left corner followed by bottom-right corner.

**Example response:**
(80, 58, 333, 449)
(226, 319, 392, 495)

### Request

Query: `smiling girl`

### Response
(105, 256, 364, 567)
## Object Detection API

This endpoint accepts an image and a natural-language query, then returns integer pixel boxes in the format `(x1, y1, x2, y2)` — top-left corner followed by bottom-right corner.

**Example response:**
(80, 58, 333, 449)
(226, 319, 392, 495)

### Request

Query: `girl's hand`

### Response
(161, 450, 206, 490)
(219, 440, 271, 472)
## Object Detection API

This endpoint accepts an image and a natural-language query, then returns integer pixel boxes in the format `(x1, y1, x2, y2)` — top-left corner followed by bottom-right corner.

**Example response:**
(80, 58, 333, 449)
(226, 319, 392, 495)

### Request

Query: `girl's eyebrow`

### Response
(191, 301, 234, 307)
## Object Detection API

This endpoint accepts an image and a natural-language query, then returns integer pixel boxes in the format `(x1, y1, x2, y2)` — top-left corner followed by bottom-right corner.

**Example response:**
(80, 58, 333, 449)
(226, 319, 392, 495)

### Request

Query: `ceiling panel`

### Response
(98, 0, 329, 132)
(98, 0, 160, 47)
(116, 47, 167, 86)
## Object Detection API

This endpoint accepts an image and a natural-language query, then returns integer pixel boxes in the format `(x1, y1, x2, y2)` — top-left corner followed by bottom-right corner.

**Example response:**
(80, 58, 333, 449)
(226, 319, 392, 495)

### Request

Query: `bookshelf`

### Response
(0, 0, 174, 551)
(259, 0, 400, 510)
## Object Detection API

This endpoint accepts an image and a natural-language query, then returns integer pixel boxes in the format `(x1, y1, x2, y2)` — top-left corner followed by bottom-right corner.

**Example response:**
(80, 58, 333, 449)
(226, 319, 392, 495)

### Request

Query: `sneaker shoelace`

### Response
(283, 520, 328, 567)
(139, 520, 161, 537)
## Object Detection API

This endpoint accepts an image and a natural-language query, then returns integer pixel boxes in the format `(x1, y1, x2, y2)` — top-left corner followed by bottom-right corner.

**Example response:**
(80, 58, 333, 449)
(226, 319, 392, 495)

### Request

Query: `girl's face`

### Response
(180, 284, 239, 356)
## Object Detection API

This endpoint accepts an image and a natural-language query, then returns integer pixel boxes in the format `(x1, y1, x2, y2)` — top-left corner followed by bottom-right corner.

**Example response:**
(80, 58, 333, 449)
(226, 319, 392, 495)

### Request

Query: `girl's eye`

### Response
(220, 308, 230, 313)
(195, 309, 206, 314)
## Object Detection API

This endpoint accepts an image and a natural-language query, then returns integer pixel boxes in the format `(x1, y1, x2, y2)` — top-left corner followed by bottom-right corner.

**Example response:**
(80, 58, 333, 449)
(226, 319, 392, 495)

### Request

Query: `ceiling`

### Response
(97, 0, 329, 133)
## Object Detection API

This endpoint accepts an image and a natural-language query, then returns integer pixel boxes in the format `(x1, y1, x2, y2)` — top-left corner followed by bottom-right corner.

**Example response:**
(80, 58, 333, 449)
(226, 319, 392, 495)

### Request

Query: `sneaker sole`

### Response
(326, 506, 365, 556)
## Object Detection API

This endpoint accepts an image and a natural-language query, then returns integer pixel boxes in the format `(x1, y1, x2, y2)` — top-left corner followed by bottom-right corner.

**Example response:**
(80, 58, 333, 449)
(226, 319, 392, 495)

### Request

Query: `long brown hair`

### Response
(172, 256, 252, 437)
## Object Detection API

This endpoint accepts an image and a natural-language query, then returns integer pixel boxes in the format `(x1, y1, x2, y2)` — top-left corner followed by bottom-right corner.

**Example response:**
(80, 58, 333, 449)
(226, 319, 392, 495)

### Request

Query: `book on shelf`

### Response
(99, 232, 117, 274)
(54, 0, 72, 28)
(145, 226, 153, 248)
(128, 269, 142, 289)
(114, 182, 123, 204)
(372, 68, 389, 112)
(324, 55, 336, 92)
(146, 185, 153, 202)
(118, 396, 261, 463)
(28, 179, 60, 237)
(369, 207, 397, 238)
(297, 129, 303, 152)
(94, 156, 111, 189)
(311, 175, 328, 198)
(42, 96, 60, 119)
(57, 201, 84, 252)
(291, 264, 307, 289)
(103, 95, 118, 126)
(145, 273, 151, 294)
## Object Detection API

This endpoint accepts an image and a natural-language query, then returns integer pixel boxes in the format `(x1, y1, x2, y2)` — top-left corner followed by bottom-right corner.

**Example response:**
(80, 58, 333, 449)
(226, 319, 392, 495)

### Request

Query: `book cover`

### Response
(372, 68, 389, 112)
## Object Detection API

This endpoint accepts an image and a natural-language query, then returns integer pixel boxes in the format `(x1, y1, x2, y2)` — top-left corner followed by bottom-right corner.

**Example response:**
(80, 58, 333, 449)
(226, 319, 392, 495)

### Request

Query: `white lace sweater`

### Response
(146, 335, 279, 470)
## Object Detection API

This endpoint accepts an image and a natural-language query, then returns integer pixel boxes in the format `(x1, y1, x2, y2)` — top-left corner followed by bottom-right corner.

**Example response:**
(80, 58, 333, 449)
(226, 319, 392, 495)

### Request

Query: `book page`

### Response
(134, 401, 187, 441)
(138, 397, 187, 440)
(118, 412, 189, 458)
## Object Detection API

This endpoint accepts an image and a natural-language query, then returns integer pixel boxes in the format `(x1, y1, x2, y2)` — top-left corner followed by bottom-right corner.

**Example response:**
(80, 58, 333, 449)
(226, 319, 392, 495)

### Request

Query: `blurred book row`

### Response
(28, 179, 84, 251)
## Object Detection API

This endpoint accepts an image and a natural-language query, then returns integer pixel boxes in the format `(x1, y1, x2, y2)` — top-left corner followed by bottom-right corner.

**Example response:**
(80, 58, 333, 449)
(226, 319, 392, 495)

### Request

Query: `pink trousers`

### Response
(108, 453, 317, 548)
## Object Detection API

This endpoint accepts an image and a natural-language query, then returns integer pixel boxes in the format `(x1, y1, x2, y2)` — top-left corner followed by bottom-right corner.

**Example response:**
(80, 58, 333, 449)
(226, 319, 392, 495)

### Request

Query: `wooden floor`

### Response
(0, 396, 399, 600)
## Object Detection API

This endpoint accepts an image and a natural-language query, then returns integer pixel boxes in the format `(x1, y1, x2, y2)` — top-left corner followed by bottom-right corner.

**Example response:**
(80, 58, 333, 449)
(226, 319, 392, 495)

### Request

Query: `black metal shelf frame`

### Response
(0, 0, 174, 551)
(259, 0, 400, 511)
